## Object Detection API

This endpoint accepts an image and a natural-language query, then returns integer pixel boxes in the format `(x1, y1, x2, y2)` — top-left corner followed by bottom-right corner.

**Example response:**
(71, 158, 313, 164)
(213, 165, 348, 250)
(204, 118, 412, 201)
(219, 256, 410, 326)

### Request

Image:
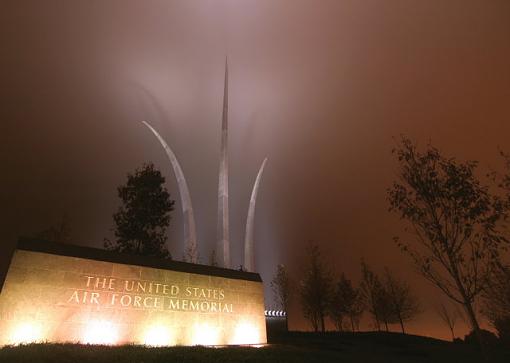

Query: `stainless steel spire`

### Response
(217, 60, 230, 268)
(142, 121, 198, 263)
(244, 158, 268, 272)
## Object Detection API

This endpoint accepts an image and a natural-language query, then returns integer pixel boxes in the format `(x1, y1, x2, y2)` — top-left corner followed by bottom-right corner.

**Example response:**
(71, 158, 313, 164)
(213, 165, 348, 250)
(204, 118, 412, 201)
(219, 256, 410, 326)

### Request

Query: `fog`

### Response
(1, 0, 510, 339)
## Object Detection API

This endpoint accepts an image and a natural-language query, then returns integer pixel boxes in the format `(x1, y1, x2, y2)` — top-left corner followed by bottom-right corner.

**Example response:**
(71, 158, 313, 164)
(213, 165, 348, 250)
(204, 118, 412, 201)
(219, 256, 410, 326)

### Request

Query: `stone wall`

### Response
(0, 249, 266, 346)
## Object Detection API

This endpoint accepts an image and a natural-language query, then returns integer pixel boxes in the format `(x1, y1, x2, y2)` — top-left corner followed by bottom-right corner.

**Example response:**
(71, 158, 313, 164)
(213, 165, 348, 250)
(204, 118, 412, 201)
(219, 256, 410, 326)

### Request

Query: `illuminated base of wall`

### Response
(1, 319, 264, 346)
(0, 239, 267, 346)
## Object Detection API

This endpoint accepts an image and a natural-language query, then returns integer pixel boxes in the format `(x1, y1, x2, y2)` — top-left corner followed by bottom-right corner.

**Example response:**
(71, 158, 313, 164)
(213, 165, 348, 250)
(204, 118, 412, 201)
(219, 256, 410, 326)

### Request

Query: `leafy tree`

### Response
(383, 268, 420, 334)
(346, 288, 365, 332)
(271, 264, 292, 311)
(105, 163, 175, 259)
(484, 151, 510, 344)
(329, 274, 364, 332)
(329, 274, 348, 331)
(375, 283, 399, 332)
(388, 137, 507, 343)
(271, 264, 292, 330)
(492, 150, 510, 205)
(482, 264, 510, 344)
(359, 260, 385, 331)
(299, 243, 333, 332)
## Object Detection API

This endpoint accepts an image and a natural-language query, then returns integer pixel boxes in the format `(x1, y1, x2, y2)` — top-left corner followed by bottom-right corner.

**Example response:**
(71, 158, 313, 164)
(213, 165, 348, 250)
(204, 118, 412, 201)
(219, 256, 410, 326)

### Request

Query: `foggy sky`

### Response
(1, 0, 510, 340)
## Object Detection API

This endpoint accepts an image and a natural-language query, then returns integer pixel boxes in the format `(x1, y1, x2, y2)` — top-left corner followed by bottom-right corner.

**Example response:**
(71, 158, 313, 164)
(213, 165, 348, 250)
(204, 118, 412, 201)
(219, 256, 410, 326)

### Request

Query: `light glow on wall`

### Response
(82, 320, 118, 345)
(0, 249, 267, 347)
(191, 323, 220, 346)
(231, 321, 260, 345)
(143, 325, 174, 346)
(10, 322, 43, 345)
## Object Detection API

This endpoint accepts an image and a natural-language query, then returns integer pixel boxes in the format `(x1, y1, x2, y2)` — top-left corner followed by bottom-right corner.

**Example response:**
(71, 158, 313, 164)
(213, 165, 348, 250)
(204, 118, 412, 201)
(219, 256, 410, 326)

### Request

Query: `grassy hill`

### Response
(0, 331, 508, 363)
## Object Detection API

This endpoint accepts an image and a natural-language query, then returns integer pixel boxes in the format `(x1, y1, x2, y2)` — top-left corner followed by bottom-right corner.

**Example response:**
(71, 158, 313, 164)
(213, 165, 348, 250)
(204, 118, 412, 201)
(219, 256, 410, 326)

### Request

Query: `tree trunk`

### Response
(449, 260, 484, 352)
(463, 301, 480, 332)
(320, 313, 326, 333)
(336, 319, 343, 332)
(384, 321, 389, 332)
(450, 327, 455, 341)
(350, 316, 355, 332)
(399, 317, 405, 334)
(311, 315, 319, 332)
(450, 264, 486, 358)
(374, 314, 381, 331)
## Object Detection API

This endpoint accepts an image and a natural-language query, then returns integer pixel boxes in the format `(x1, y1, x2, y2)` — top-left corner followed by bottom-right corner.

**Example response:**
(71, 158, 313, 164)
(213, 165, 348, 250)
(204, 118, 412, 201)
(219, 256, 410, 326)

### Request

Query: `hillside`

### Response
(0, 331, 508, 363)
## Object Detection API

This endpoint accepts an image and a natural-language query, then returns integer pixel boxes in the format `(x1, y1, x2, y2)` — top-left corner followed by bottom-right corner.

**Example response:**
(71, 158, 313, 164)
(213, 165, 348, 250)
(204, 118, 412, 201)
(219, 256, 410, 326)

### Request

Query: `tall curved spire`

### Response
(244, 158, 268, 272)
(142, 121, 198, 263)
(217, 59, 230, 268)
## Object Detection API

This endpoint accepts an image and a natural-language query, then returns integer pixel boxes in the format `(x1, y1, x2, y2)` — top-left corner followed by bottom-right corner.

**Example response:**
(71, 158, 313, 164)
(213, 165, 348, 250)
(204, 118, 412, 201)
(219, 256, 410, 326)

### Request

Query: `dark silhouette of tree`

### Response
(35, 215, 71, 243)
(482, 264, 510, 344)
(484, 151, 510, 344)
(329, 273, 364, 332)
(105, 163, 175, 259)
(299, 243, 333, 332)
(376, 284, 398, 332)
(271, 264, 292, 330)
(359, 260, 384, 331)
(329, 274, 348, 331)
(347, 290, 365, 332)
(271, 264, 292, 311)
(388, 137, 507, 345)
(436, 302, 461, 341)
(384, 268, 420, 334)
(493, 150, 510, 204)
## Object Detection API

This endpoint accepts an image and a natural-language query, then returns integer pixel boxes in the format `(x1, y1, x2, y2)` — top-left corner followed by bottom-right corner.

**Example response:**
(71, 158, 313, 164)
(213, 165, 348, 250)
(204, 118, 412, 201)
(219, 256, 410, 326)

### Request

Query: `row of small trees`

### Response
(272, 137, 510, 346)
(360, 261, 420, 333)
(271, 247, 420, 334)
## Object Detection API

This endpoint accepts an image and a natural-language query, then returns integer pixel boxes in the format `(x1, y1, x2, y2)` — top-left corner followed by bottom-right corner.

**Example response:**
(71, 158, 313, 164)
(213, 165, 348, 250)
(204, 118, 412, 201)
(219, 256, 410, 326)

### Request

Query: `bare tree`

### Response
(384, 268, 420, 334)
(271, 264, 292, 330)
(388, 137, 507, 345)
(300, 243, 333, 332)
(436, 302, 460, 341)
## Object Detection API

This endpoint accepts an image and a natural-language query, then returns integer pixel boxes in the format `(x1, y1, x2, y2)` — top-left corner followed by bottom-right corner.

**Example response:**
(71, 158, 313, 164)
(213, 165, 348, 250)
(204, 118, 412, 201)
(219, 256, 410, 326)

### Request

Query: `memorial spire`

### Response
(217, 59, 230, 268)
(142, 121, 198, 263)
(244, 157, 268, 272)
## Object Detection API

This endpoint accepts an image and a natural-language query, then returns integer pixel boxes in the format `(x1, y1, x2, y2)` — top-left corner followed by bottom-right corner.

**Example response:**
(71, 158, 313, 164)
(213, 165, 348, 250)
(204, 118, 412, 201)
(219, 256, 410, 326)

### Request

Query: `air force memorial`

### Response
(0, 62, 268, 346)
(0, 240, 265, 346)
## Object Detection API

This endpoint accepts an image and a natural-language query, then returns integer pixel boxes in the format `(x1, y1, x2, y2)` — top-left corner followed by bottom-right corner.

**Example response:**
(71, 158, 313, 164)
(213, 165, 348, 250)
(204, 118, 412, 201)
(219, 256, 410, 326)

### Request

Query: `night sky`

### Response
(1, 1, 510, 340)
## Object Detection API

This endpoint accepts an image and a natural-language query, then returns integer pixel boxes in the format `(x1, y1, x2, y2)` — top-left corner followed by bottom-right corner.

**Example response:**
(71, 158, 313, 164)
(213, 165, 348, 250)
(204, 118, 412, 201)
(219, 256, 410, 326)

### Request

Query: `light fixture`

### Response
(10, 322, 43, 344)
(143, 325, 174, 347)
(231, 321, 260, 345)
(82, 320, 118, 345)
(191, 323, 220, 346)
